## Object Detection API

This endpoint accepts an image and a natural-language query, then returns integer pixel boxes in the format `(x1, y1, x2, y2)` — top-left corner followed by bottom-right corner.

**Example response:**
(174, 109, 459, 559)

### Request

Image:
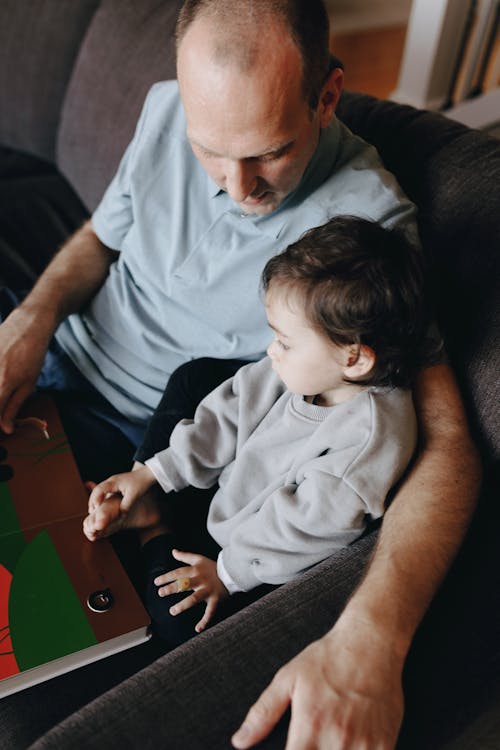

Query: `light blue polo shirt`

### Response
(55, 81, 417, 424)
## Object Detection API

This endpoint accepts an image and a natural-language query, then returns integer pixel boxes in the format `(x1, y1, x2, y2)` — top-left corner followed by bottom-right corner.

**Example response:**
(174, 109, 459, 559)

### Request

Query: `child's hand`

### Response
(88, 465, 157, 514)
(83, 465, 160, 541)
(154, 549, 229, 633)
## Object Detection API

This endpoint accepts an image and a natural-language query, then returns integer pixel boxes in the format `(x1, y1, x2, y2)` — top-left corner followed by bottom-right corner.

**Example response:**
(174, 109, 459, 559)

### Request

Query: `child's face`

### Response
(265, 288, 355, 405)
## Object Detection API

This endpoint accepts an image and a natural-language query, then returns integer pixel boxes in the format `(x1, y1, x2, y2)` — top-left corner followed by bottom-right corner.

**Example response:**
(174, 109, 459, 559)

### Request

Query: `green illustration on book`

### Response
(0, 395, 150, 696)
(0, 431, 97, 681)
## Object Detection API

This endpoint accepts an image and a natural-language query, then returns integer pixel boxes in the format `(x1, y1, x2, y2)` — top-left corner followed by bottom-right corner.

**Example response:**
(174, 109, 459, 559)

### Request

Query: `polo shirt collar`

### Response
(206, 172, 224, 198)
(208, 118, 342, 238)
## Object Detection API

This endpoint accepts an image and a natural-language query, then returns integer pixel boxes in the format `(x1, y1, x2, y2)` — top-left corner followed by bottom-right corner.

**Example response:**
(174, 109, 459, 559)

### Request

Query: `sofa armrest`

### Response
(29, 532, 377, 749)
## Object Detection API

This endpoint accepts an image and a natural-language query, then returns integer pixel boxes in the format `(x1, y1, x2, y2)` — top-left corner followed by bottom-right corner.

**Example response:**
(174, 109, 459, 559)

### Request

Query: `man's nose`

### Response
(225, 160, 256, 203)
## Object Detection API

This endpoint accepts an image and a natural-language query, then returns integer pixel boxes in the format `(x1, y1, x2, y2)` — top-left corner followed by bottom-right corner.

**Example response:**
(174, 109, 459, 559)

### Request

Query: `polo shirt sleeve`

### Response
(91, 86, 155, 251)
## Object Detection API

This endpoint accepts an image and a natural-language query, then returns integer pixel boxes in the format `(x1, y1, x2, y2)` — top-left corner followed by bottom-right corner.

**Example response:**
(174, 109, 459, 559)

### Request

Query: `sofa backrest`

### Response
(56, 0, 181, 211)
(337, 92, 500, 466)
(0, 0, 180, 209)
(0, 0, 100, 164)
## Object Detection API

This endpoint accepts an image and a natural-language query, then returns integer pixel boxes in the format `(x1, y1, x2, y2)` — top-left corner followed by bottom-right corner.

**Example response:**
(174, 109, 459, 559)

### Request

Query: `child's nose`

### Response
(267, 339, 279, 360)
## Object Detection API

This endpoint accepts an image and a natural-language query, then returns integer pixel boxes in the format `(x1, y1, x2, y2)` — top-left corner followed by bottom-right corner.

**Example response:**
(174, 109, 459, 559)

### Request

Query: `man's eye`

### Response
(194, 145, 216, 159)
(260, 148, 289, 163)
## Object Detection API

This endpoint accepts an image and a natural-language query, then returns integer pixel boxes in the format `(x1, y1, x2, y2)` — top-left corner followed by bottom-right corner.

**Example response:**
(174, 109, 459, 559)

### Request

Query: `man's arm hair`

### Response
(19, 219, 118, 330)
(0, 221, 117, 433)
(349, 361, 480, 650)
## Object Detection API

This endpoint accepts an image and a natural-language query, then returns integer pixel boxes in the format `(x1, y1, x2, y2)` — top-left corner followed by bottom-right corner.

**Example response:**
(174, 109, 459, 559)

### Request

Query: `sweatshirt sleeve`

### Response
(145, 375, 241, 493)
(146, 358, 285, 494)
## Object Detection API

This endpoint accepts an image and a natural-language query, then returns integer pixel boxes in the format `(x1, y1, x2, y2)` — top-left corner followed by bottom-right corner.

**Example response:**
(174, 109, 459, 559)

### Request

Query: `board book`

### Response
(0, 394, 150, 698)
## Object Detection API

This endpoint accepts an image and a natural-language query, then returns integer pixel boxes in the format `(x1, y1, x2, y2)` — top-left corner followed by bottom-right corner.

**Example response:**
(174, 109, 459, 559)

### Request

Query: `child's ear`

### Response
(344, 345, 376, 379)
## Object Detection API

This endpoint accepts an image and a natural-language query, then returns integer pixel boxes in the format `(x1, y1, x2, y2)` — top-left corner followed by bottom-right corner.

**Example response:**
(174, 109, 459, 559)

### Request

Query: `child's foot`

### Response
(83, 490, 164, 541)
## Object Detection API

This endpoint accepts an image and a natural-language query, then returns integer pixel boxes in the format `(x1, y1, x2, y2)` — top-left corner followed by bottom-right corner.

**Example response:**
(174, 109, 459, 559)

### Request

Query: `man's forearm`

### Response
(334, 363, 481, 659)
(17, 219, 117, 334)
(0, 220, 118, 433)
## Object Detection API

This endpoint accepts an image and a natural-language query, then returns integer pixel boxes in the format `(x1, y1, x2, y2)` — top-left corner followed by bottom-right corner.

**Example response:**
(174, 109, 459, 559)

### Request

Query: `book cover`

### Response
(0, 394, 150, 698)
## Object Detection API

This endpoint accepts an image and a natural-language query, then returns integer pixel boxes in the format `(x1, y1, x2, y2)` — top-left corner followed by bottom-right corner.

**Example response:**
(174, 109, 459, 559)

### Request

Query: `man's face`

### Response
(177, 20, 330, 216)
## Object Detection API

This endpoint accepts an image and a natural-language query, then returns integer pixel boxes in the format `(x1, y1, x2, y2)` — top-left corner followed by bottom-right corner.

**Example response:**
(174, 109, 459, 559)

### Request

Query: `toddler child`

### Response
(84, 216, 432, 644)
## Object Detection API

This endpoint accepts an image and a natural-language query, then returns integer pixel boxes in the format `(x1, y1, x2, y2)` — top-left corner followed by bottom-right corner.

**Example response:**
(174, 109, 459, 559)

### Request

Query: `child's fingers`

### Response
(83, 514, 98, 541)
(171, 548, 201, 565)
(154, 565, 193, 588)
(169, 591, 199, 617)
(158, 580, 191, 598)
(83, 508, 109, 538)
(195, 598, 217, 633)
(88, 480, 117, 509)
(88, 486, 104, 512)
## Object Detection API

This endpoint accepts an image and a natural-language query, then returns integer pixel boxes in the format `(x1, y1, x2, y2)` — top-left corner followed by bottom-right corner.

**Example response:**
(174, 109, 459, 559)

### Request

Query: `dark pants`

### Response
(137, 358, 276, 646)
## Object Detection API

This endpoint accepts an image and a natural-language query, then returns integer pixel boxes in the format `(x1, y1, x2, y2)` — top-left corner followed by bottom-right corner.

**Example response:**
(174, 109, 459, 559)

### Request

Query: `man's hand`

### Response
(0, 220, 119, 436)
(154, 550, 229, 633)
(0, 306, 51, 434)
(232, 616, 404, 750)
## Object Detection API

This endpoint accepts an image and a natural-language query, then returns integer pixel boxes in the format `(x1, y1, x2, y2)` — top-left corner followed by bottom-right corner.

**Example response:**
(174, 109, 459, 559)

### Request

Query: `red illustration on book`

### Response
(0, 564, 19, 679)
(0, 395, 149, 697)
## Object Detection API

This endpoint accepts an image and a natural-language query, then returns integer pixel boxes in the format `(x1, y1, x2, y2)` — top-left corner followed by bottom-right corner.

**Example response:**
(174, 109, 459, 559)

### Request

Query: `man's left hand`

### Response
(232, 615, 405, 750)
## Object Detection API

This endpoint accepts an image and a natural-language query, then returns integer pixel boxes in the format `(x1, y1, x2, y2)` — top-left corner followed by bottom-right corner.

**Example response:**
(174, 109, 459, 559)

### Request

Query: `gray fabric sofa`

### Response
(1, 1, 499, 748)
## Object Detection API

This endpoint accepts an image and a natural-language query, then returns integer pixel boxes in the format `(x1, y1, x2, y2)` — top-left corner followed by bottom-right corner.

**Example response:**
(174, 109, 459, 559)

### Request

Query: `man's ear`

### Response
(344, 345, 376, 380)
(318, 67, 344, 128)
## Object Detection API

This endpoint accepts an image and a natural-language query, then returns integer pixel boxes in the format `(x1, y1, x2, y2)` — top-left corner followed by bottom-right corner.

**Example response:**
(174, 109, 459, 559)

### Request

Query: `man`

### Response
(0, 1, 479, 748)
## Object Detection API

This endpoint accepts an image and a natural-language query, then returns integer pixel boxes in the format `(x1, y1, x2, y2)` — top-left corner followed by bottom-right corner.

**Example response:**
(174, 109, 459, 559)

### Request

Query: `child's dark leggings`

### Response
(136, 358, 275, 647)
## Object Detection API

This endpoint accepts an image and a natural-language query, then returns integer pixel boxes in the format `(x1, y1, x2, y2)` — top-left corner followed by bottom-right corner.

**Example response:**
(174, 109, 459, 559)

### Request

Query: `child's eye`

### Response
(277, 339, 290, 351)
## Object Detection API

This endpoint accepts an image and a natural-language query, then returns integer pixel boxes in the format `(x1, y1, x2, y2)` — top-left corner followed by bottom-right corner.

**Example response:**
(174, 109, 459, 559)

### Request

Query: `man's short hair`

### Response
(262, 216, 433, 388)
(176, 0, 331, 110)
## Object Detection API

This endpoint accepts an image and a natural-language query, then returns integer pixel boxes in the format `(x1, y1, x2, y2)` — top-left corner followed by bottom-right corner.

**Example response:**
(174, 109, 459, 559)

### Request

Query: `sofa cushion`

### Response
(57, 0, 182, 211)
(337, 92, 500, 464)
(0, 0, 100, 162)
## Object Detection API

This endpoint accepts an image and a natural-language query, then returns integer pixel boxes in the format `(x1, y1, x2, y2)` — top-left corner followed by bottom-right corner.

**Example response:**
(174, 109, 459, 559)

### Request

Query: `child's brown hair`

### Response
(262, 216, 435, 387)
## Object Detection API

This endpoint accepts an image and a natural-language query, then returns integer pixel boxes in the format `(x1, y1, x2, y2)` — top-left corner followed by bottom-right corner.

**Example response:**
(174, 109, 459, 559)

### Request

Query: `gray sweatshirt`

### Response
(147, 357, 417, 592)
